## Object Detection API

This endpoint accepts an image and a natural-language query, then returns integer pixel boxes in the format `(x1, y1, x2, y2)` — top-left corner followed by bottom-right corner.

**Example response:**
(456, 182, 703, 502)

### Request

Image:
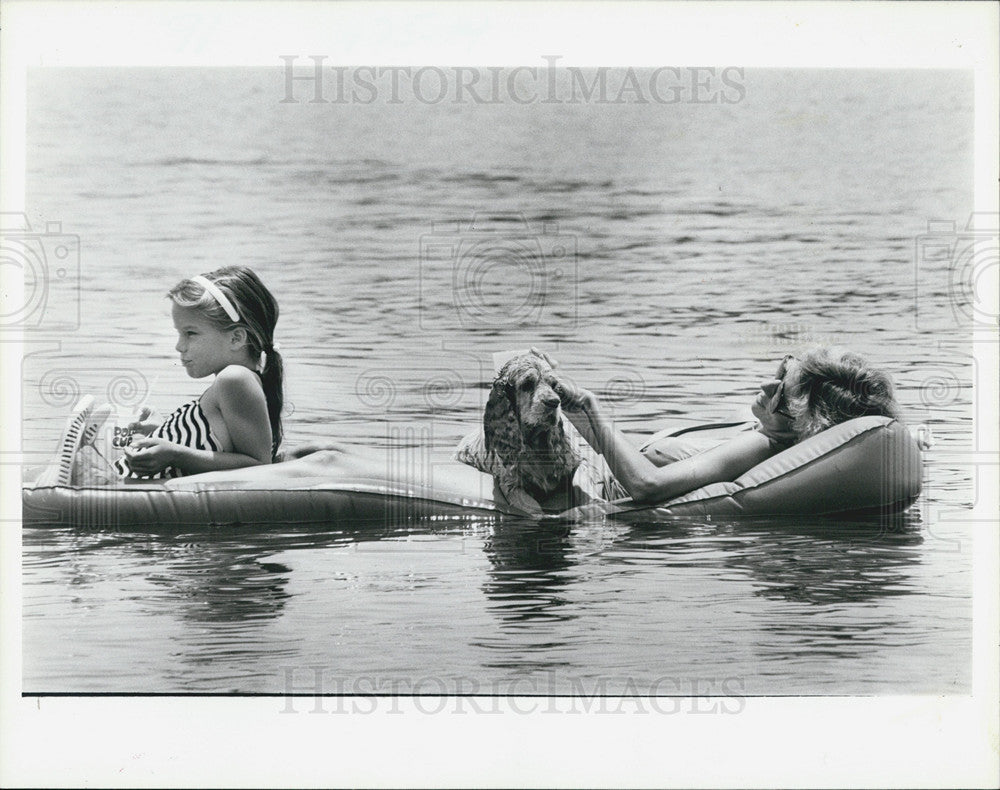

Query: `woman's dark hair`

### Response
(787, 347, 900, 439)
(168, 266, 283, 455)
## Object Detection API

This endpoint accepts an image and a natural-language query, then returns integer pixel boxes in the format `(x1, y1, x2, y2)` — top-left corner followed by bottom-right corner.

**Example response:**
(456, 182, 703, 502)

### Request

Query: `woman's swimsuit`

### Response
(114, 399, 222, 480)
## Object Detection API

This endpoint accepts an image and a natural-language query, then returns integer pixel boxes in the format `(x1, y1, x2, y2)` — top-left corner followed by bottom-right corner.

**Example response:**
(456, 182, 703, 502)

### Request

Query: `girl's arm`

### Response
(127, 367, 272, 475)
(551, 373, 775, 505)
(129, 442, 265, 476)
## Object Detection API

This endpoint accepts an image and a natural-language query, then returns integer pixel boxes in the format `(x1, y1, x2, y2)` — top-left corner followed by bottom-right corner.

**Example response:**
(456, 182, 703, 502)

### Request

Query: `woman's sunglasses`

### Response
(770, 354, 797, 419)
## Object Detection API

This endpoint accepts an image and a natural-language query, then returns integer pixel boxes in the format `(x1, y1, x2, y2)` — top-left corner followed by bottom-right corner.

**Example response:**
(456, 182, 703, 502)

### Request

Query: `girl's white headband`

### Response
(192, 275, 240, 322)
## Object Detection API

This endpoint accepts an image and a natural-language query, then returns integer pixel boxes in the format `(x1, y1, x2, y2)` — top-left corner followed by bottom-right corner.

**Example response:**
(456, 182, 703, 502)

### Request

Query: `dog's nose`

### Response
(540, 390, 561, 408)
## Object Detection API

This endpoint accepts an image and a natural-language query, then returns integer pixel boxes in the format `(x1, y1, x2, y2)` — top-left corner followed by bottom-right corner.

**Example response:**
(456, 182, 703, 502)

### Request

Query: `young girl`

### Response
(44, 266, 283, 484)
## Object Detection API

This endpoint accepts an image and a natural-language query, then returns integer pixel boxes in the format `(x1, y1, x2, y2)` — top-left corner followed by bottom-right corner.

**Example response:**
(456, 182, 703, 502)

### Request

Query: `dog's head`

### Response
(485, 355, 561, 450)
(484, 354, 578, 497)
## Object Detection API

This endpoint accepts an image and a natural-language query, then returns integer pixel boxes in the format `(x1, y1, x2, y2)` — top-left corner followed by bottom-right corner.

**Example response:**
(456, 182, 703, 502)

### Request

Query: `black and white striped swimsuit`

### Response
(114, 399, 222, 480)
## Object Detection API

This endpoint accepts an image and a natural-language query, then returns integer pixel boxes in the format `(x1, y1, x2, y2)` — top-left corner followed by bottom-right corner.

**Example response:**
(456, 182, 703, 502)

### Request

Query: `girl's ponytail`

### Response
(260, 345, 284, 458)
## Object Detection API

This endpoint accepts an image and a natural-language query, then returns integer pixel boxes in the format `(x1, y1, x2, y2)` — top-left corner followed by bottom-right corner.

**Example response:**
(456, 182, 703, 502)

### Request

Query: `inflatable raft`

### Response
(22, 416, 921, 529)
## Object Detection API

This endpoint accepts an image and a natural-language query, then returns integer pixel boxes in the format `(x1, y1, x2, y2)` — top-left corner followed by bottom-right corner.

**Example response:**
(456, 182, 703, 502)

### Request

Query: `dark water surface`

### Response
(22, 69, 975, 693)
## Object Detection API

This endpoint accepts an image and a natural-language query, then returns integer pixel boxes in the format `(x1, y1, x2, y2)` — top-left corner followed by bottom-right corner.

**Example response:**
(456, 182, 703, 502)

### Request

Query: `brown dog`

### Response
(484, 354, 585, 514)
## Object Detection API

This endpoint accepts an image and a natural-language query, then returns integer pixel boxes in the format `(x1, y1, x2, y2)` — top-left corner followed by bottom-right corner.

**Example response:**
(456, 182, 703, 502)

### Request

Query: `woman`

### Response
(536, 346, 926, 506)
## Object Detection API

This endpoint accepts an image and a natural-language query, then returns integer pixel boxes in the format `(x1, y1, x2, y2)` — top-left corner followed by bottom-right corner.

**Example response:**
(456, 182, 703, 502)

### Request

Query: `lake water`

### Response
(20, 68, 976, 694)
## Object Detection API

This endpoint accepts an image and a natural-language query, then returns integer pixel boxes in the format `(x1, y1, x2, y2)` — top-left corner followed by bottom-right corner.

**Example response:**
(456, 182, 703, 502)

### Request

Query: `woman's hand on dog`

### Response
(529, 346, 559, 369)
(545, 370, 596, 414)
(530, 347, 597, 413)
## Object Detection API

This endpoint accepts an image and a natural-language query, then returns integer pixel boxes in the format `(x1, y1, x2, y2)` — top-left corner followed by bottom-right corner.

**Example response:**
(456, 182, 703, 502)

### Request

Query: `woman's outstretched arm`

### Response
(550, 372, 775, 505)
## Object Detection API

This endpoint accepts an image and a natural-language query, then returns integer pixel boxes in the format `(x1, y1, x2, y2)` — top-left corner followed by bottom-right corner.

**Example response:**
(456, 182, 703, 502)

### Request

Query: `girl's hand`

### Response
(124, 437, 179, 475)
(127, 406, 158, 437)
(128, 422, 159, 437)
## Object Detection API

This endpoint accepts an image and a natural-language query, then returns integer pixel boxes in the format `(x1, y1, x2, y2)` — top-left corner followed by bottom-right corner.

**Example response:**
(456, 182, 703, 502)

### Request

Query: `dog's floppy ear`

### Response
(484, 367, 522, 463)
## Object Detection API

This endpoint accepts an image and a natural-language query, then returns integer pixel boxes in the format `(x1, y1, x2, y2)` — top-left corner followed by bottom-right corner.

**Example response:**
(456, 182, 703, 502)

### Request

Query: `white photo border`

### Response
(2, 1, 997, 787)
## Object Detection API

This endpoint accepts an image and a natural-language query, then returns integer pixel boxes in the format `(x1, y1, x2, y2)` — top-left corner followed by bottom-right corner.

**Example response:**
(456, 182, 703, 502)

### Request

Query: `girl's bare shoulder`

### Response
(215, 364, 260, 386)
(203, 365, 264, 406)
